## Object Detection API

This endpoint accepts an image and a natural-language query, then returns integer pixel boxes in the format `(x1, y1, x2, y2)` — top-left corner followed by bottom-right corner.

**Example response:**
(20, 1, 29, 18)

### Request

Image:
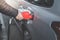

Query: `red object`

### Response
(21, 11, 32, 20)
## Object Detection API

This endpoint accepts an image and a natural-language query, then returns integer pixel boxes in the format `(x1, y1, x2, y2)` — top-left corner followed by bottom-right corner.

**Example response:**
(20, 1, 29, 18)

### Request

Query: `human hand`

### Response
(16, 9, 33, 20)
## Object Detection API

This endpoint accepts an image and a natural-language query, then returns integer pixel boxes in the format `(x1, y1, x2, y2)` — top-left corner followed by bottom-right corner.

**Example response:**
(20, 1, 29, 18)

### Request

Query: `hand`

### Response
(16, 10, 33, 20)
(16, 5, 33, 20)
(16, 12, 23, 20)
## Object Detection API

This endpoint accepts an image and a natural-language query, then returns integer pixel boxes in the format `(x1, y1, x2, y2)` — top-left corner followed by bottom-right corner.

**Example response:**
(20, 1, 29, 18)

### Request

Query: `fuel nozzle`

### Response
(18, 6, 34, 21)
(18, 6, 34, 24)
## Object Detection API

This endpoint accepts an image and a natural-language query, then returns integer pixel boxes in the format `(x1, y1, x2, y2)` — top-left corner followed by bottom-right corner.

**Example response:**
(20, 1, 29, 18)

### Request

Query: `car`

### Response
(0, 0, 60, 40)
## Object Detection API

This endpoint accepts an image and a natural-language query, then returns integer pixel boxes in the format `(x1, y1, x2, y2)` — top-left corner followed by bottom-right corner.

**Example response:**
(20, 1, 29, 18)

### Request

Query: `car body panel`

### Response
(0, 0, 60, 40)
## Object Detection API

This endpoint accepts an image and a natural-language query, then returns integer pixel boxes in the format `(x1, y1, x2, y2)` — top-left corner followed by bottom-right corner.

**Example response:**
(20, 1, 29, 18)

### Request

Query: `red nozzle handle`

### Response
(21, 11, 33, 20)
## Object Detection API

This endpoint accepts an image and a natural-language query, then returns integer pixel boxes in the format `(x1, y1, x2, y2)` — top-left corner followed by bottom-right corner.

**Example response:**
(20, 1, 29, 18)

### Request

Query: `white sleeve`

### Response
(5, 0, 20, 9)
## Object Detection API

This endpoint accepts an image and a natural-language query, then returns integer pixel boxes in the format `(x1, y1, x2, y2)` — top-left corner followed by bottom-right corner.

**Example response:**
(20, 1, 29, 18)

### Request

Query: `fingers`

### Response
(16, 13, 23, 20)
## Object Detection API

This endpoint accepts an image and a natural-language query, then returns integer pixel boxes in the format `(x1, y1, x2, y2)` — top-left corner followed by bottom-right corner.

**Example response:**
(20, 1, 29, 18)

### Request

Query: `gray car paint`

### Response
(0, 0, 60, 40)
